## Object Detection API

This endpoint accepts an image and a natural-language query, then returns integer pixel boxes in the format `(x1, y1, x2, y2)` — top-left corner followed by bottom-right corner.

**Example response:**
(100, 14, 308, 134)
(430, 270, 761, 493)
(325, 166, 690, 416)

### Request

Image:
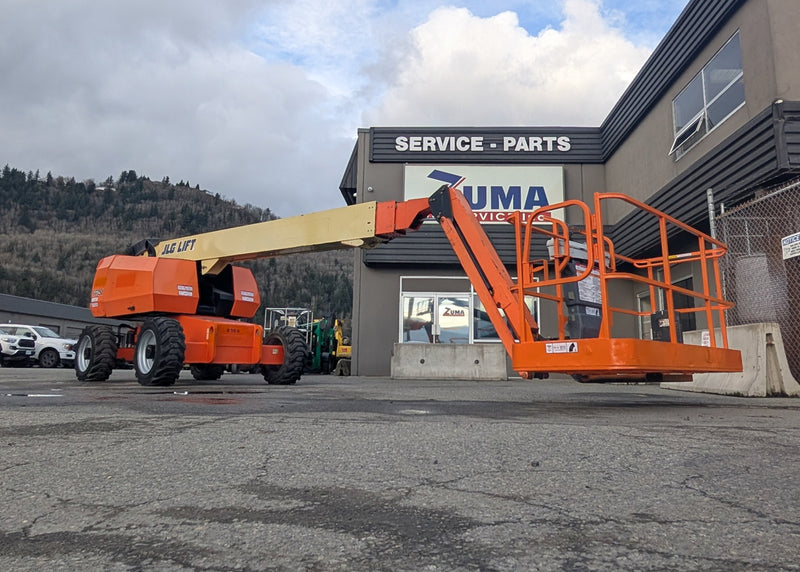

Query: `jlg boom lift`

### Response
(75, 186, 741, 386)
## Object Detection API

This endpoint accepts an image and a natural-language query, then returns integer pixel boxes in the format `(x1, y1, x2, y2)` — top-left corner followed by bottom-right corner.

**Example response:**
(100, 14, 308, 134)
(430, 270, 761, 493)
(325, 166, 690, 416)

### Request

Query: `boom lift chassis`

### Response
(75, 186, 741, 386)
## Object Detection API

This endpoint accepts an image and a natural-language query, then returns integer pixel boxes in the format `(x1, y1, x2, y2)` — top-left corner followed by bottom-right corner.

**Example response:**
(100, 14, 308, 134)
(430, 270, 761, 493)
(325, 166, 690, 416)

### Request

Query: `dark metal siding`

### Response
(780, 101, 800, 167)
(363, 224, 549, 267)
(369, 127, 604, 164)
(600, 0, 745, 156)
(612, 104, 782, 256)
(339, 143, 358, 205)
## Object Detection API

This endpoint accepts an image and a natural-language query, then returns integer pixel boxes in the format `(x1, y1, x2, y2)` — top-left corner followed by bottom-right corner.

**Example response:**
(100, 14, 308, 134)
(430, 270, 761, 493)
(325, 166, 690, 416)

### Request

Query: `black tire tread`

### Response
(261, 326, 309, 385)
(190, 364, 225, 381)
(135, 317, 185, 386)
(75, 326, 118, 382)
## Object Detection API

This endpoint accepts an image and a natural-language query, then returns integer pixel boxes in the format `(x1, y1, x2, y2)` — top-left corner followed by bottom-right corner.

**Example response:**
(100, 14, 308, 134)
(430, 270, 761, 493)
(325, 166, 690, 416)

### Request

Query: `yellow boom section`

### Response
(154, 201, 383, 275)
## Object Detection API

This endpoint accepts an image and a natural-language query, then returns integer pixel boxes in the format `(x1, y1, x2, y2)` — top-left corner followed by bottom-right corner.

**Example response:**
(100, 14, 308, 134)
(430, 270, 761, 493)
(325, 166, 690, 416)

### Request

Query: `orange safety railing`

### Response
(503, 192, 740, 381)
(427, 185, 742, 382)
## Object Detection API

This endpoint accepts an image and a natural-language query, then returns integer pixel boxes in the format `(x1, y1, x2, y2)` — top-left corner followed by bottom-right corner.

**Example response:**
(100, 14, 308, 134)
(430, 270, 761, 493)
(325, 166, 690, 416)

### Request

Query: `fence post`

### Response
(706, 187, 716, 239)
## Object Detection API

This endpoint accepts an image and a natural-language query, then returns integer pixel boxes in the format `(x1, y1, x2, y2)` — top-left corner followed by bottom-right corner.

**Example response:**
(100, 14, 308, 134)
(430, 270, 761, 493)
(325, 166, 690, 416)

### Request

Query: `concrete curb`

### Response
(390, 343, 507, 380)
(662, 322, 800, 397)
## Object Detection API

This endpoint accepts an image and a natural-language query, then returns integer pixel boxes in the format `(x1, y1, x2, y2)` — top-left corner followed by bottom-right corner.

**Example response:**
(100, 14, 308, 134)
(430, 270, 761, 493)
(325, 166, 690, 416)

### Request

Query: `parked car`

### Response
(0, 327, 36, 366)
(2, 325, 77, 368)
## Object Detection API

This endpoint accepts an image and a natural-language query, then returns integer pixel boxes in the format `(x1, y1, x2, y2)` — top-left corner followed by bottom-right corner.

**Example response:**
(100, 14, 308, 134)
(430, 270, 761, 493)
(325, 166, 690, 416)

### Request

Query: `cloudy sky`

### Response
(1, 0, 689, 217)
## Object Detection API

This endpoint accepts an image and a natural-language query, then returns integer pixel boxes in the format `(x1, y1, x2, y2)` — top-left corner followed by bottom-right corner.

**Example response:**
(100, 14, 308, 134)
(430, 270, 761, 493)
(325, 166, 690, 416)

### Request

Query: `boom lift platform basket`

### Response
(427, 186, 742, 382)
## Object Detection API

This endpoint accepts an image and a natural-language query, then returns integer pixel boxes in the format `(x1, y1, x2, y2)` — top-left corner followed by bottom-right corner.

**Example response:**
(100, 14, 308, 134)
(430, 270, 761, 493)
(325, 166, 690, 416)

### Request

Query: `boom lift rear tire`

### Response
(190, 364, 225, 381)
(261, 326, 308, 385)
(75, 325, 118, 382)
(134, 317, 186, 386)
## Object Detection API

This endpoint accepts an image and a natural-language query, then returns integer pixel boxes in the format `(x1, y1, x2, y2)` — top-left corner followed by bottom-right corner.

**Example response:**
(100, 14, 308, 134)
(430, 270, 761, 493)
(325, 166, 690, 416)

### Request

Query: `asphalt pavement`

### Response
(1, 367, 799, 571)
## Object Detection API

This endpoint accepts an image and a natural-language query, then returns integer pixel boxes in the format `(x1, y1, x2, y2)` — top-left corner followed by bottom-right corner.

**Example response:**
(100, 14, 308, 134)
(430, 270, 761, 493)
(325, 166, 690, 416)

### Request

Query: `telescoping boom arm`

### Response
(143, 200, 434, 275)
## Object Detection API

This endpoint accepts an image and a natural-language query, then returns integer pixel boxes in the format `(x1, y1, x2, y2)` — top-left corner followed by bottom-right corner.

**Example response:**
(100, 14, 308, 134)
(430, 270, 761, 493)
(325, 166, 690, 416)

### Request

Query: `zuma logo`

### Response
(442, 307, 465, 317)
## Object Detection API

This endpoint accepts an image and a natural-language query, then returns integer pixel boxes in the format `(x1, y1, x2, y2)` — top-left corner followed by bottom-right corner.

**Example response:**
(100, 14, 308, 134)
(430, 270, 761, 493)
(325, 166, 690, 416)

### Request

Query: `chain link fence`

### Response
(716, 177, 800, 378)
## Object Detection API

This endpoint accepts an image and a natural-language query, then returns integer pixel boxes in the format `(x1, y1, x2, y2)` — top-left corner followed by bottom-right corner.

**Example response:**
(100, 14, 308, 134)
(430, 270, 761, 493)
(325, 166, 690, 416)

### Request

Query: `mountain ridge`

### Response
(0, 165, 354, 322)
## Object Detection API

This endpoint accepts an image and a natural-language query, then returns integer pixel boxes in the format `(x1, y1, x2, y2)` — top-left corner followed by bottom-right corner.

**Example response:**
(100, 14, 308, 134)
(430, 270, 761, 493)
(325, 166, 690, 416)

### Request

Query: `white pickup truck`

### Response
(0, 327, 36, 366)
(2, 324, 77, 368)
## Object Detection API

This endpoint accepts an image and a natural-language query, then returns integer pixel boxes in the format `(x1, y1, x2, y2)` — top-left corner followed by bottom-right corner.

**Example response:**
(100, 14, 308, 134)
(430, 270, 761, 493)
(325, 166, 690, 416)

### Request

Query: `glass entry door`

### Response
(401, 294, 470, 343)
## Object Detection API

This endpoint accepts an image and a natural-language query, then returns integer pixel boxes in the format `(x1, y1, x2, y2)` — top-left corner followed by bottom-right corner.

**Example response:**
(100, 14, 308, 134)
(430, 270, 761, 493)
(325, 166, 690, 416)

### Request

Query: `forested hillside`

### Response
(0, 165, 354, 322)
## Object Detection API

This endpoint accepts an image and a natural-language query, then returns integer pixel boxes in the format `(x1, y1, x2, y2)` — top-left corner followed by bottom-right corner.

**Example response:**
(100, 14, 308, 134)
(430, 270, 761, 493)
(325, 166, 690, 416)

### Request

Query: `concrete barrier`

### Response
(662, 322, 800, 397)
(391, 343, 507, 380)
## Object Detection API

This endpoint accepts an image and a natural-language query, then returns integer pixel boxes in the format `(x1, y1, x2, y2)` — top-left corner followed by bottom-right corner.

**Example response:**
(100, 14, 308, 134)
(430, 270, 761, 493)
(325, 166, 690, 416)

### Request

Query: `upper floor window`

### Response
(670, 31, 745, 158)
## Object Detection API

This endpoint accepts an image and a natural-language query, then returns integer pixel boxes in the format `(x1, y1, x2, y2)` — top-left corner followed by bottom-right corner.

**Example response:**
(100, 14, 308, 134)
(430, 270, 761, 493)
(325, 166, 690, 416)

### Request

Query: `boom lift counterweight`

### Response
(75, 186, 741, 386)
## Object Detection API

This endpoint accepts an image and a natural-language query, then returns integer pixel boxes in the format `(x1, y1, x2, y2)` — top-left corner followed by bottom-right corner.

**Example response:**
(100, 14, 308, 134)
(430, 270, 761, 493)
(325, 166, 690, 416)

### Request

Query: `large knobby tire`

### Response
(261, 326, 309, 385)
(333, 358, 351, 376)
(134, 317, 185, 386)
(190, 364, 225, 381)
(38, 348, 61, 368)
(75, 326, 118, 382)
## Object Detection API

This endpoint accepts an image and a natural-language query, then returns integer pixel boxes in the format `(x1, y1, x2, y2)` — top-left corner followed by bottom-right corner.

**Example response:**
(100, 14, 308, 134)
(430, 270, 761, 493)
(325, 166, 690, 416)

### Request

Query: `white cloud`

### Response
(364, 0, 652, 126)
(0, 1, 354, 217)
(0, 0, 673, 218)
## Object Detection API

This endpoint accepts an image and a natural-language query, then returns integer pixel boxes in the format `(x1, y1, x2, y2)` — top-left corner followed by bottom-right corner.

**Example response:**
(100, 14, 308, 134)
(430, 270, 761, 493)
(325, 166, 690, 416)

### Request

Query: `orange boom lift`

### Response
(76, 186, 741, 386)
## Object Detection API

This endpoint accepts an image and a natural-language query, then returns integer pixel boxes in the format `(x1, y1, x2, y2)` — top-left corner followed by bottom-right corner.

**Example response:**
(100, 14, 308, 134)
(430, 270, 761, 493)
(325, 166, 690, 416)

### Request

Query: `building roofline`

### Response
(341, 0, 747, 184)
(0, 293, 118, 325)
(599, 0, 745, 157)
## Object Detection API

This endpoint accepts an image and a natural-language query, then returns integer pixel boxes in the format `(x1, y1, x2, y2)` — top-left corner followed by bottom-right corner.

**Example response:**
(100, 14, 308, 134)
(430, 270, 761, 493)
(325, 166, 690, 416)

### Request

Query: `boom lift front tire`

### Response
(75, 325, 118, 382)
(261, 326, 308, 385)
(134, 317, 185, 386)
(190, 364, 225, 381)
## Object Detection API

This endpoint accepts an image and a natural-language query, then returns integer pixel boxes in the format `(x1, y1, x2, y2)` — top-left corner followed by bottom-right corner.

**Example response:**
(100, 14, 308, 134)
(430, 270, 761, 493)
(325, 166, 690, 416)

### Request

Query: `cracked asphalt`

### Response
(1, 368, 799, 571)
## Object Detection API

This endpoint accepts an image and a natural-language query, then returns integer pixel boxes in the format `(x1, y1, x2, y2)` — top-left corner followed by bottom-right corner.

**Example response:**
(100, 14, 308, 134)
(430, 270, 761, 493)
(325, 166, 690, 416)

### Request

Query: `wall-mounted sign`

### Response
(781, 232, 800, 260)
(394, 135, 572, 153)
(369, 128, 603, 164)
(404, 165, 565, 224)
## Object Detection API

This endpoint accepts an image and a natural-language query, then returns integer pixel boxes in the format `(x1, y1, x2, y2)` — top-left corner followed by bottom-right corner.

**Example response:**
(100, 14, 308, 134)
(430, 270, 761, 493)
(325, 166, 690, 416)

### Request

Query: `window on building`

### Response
(638, 274, 696, 339)
(402, 295, 436, 342)
(637, 292, 652, 340)
(473, 294, 539, 342)
(473, 296, 499, 342)
(672, 276, 696, 333)
(670, 31, 744, 158)
(399, 276, 539, 344)
(400, 294, 471, 344)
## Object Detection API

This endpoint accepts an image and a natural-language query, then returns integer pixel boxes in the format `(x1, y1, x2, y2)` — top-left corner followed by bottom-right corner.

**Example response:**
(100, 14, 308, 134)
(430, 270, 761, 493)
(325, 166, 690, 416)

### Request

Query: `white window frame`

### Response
(399, 276, 472, 344)
(636, 291, 653, 340)
(398, 275, 540, 344)
(670, 31, 745, 159)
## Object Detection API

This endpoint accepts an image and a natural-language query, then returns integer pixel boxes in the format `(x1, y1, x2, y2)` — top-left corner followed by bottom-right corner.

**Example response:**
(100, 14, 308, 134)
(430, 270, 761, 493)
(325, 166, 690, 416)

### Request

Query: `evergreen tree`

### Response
(18, 207, 35, 232)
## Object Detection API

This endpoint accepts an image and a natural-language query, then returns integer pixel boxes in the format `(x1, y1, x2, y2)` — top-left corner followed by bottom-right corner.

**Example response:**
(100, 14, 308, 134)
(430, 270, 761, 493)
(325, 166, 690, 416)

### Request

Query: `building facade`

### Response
(339, 0, 800, 376)
(0, 293, 119, 339)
